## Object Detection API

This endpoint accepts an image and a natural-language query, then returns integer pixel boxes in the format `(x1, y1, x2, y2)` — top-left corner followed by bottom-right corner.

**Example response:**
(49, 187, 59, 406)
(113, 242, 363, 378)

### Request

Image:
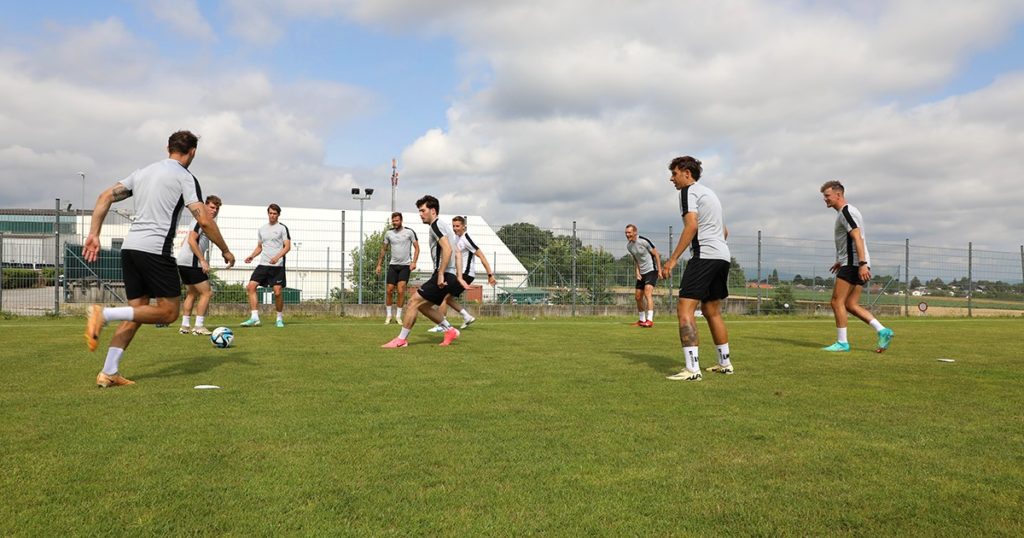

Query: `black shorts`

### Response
(122, 249, 181, 300)
(249, 265, 287, 288)
(451, 275, 475, 297)
(386, 265, 412, 285)
(678, 258, 731, 301)
(417, 272, 465, 306)
(178, 266, 209, 286)
(836, 265, 866, 286)
(636, 270, 659, 290)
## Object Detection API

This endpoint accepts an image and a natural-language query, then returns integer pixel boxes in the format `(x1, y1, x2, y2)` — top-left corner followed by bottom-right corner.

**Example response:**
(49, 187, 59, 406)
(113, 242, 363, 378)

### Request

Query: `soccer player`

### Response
(820, 180, 894, 352)
(428, 216, 498, 331)
(240, 204, 291, 328)
(83, 130, 235, 388)
(660, 156, 734, 381)
(625, 224, 661, 327)
(381, 195, 462, 348)
(375, 212, 420, 324)
(177, 195, 223, 335)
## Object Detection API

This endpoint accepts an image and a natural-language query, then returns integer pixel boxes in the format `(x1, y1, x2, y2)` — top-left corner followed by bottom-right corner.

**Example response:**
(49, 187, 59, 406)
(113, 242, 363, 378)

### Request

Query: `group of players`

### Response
(82, 130, 894, 387)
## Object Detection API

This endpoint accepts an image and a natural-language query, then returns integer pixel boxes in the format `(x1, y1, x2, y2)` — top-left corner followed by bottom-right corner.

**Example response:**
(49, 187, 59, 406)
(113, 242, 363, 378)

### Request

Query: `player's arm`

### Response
(410, 239, 420, 271)
(850, 227, 871, 280)
(650, 246, 662, 274)
(83, 182, 132, 262)
(634, 257, 641, 280)
(437, 236, 452, 287)
(186, 229, 209, 273)
(270, 238, 291, 265)
(245, 234, 262, 264)
(376, 238, 389, 275)
(455, 248, 469, 289)
(475, 250, 497, 286)
(661, 212, 698, 279)
(189, 202, 234, 269)
(723, 224, 729, 241)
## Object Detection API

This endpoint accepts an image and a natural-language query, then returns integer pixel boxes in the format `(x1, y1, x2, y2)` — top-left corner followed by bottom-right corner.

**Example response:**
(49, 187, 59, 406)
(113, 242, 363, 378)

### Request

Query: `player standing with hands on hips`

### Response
(820, 180, 894, 353)
(83, 130, 235, 388)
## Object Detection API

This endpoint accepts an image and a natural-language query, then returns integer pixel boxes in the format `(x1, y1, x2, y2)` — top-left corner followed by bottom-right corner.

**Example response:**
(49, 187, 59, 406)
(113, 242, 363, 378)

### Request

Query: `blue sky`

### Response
(2, 0, 1023, 252)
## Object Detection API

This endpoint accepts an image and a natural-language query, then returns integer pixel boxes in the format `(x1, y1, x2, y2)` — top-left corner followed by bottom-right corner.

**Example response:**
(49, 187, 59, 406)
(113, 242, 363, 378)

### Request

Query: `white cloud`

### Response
(144, 0, 217, 43)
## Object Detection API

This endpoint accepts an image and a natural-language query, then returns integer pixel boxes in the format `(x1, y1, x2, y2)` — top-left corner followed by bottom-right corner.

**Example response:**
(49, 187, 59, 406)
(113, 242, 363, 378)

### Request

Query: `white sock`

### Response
(181, 315, 190, 328)
(103, 306, 134, 323)
(869, 319, 885, 332)
(837, 327, 848, 343)
(646, 310, 654, 322)
(195, 316, 205, 328)
(459, 308, 471, 320)
(386, 305, 393, 317)
(684, 346, 699, 372)
(440, 319, 453, 330)
(399, 327, 411, 339)
(716, 343, 731, 366)
(102, 347, 124, 375)
(396, 308, 402, 319)
(250, 310, 259, 320)
(638, 311, 646, 322)
(276, 312, 283, 322)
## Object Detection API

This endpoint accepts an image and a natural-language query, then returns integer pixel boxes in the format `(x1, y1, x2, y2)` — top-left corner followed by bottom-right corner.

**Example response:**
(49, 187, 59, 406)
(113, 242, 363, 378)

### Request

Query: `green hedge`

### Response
(2, 269, 44, 289)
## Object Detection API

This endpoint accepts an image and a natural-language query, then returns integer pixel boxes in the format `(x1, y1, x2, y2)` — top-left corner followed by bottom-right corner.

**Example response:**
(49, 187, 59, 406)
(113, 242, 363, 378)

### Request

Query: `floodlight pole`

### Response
(79, 172, 86, 245)
(353, 188, 373, 304)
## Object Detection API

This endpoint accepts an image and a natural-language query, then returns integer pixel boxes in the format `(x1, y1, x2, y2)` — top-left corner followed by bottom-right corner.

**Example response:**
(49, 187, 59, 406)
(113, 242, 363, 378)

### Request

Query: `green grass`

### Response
(2, 315, 1022, 535)
(729, 287, 1024, 310)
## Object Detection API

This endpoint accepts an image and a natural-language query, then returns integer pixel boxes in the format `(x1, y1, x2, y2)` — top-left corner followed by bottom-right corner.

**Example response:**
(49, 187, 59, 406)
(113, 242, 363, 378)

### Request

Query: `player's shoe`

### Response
(427, 324, 446, 333)
(460, 316, 476, 329)
(707, 363, 734, 375)
(96, 371, 135, 388)
(179, 326, 191, 334)
(275, 319, 285, 328)
(191, 326, 212, 336)
(440, 327, 460, 346)
(84, 304, 104, 352)
(384, 316, 393, 325)
(875, 328, 894, 353)
(822, 342, 851, 352)
(642, 320, 654, 328)
(631, 321, 644, 327)
(240, 318, 261, 327)
(666, 368, 702, 381)
(381, 337, 408, 348)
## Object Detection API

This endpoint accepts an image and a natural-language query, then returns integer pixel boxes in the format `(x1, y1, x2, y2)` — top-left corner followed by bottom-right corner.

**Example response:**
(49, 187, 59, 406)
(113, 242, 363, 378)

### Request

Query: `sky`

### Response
(1, 0, 1023, 251)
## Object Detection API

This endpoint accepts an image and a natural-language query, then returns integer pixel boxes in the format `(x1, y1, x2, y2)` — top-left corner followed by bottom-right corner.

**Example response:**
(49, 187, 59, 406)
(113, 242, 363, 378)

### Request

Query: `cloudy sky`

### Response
(2, 0, 1023, 251)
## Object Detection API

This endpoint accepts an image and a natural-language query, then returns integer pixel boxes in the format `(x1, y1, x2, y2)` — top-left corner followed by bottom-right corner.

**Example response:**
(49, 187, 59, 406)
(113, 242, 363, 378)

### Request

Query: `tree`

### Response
(497, 223, 553, 276)
(910, 276, 922, 288)
(766, 283, 796, 314)
(768, 268, 780, 285)
(728, 257, 747, 288)
(345, 229, 389, 304)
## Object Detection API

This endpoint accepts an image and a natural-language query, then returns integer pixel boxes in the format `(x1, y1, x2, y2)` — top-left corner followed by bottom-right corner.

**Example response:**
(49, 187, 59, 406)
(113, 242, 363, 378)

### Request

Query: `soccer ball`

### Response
(210, 327, 234, 348)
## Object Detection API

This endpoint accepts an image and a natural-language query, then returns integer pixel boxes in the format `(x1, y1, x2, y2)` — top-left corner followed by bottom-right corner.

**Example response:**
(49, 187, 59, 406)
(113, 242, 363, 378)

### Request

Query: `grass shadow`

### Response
(747, 334, 822, 349)
(135, 351, 258, 380)
(618, 351, 680, 374)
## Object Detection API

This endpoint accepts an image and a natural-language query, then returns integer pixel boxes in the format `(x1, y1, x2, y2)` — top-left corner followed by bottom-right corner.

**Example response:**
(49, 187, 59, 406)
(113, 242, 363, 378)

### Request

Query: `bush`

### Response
(1, 269, 44, 289)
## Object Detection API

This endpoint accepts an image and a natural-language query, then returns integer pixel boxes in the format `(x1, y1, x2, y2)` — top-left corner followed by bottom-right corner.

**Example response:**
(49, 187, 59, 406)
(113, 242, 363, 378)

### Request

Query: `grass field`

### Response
(2, 315, 1022, 535)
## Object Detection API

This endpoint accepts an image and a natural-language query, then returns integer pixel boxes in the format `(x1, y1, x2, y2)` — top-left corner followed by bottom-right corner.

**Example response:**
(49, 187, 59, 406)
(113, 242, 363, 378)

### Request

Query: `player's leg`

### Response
(384, 283, 396, 323)
(702, 299, 733, 374)
(666, 297, 703, 381)
(395, 267, 410, 320)
(191, 280, 213, 335)
(97, 295, 179, 388)
(824, 279, 854, 351)
(273, 283, 285, 327)
(643, 283, 656, 326)
(844, 285, 894, 352)
(241, 278, 261, 326)
(180, 285, 197, 333)
(633, 285, 646, 325)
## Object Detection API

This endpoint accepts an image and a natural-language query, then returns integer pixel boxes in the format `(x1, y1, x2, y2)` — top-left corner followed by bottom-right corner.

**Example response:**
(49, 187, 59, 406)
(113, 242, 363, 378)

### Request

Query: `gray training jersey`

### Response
(428, 218, 459, 274)
(385, 227, 418, 266)
(176, 222, 211, 268)
(626, 236, 658, 274)
(834, 204, 870, 266)
(120, 159, 202, 257)
(679, 183, 730, 262)
(258, 222, 290, 267)
(457, 233, 480, 278)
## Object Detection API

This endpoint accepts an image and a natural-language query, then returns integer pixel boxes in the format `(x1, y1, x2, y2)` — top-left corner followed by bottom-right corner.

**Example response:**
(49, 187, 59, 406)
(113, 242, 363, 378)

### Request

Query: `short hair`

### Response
(416, 195, 440, 213)
(205, 195, 222, 207)
(452, 215, 467, 226)
(669, 156, 702, 181)
(268, 203, 281, 214)
(820, 180, 845, 194)
(625, 224, 637, 231)
(390, 212, 403, 220)
(167, 131, 199, 155)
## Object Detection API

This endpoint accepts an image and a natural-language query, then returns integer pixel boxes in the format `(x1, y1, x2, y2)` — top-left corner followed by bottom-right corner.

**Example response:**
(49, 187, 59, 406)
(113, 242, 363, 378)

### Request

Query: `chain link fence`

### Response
(3, 205, 1023, 317)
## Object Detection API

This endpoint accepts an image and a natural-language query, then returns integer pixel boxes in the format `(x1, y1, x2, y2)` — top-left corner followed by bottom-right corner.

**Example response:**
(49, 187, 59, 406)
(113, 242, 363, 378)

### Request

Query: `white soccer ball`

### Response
(210, 326, 234, 348)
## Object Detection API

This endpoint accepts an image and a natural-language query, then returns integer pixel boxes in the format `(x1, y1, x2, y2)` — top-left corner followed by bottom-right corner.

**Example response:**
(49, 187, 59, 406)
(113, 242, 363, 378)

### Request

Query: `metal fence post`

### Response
(667, 225, 674, 309)
(0, 232, 4, 312)
(756, 230, 762, 315)
(904, 238, 910, 317)
(967, 242, 973, 318)
(54, 198, 61, 314)
(340, 210, 346, 308)
(1020, 245, 1023, 294)
(326, 247, 330, 301)
(571, 221, 577, 317)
